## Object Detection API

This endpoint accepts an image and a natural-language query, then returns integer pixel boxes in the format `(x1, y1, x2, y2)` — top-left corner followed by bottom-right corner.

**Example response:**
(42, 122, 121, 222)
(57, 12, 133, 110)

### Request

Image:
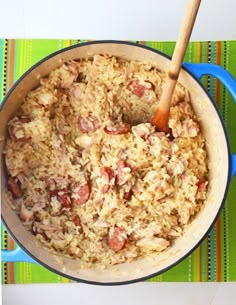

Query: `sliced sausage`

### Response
(58, 190, 71, 208)
(104, 122, 131, 135)
(129, 231, 139, 241)
(108, 227, 127, 252)
(49, 188, 71, 208)
(100, 167, 115, 193)
(8, 126, 31, 143)
(127, 79, 154, 98)
(101, 183, 109, 194)
(78, 114, 100, 133)
(71, 182, 90, 205)
(90, 115, 100, 130)
(116, 160, 131, 186)
(7, 176, 22, 198)
(72, 215, 81, 226)
(78, 117, 92, 133)
(72, 215, 83, 234)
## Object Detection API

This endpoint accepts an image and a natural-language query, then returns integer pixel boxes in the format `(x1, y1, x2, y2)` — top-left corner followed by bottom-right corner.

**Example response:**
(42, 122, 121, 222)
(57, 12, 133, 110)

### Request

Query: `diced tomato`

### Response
(197, 178, 207, 192)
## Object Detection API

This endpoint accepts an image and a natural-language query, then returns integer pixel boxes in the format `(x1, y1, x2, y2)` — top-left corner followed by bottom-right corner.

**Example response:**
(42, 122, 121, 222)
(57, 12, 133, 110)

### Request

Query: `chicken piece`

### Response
(136, 237, 170, 251)
(131, 123, 153, 140)
(19, 202, 34, 222)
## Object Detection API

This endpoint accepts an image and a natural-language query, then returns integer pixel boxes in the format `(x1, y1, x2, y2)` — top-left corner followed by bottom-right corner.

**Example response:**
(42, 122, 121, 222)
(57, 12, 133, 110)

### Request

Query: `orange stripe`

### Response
(216, 218, 222, 281)
(9, 262, 15, 284)
(9, 237, 15, 283)
(10, 236, 14, 250)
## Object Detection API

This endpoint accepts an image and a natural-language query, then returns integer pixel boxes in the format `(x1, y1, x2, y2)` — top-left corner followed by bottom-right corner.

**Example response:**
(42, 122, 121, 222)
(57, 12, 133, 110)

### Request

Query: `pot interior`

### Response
(0, 42, 230, 284)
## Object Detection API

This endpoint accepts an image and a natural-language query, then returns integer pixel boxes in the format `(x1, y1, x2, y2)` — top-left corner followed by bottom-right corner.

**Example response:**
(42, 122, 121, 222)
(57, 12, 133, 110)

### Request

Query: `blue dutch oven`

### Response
(1, 41, 236, 285)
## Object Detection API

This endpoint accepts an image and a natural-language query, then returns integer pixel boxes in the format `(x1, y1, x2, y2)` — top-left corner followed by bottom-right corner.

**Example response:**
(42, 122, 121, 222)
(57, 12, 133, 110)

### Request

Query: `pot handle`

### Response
(183, 63, 236, 101)
(1, 247, 36, 263)
(184, 62, 236, 178)
(231, 154, 236, 178)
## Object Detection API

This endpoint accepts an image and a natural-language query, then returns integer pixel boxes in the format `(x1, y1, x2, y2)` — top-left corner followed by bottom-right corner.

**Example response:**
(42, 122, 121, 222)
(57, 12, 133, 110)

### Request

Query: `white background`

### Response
(0, 0, 235, 41)
(1, 0, 236, 304)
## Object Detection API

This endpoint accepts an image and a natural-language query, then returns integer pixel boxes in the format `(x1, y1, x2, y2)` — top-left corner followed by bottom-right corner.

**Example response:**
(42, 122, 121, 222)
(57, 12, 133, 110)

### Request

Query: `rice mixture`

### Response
(4, 55, 208, 266)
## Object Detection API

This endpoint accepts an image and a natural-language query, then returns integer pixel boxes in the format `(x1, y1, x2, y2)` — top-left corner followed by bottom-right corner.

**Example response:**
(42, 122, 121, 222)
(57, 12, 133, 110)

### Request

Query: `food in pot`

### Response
(4, 55, 208, 266)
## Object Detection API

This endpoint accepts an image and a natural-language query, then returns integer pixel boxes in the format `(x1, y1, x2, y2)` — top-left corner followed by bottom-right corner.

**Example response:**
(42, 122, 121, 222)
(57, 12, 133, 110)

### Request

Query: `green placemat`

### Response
(1, 39, 236, 284)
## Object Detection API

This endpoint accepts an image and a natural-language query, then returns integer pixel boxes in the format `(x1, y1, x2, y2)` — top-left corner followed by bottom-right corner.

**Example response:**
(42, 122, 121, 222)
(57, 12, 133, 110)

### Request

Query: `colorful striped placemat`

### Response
(1, 39, 236, 284)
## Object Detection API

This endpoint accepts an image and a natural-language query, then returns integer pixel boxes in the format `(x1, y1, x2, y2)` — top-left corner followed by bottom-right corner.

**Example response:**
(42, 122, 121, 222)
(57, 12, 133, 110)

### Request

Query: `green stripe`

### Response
(200, 239, 207, 281)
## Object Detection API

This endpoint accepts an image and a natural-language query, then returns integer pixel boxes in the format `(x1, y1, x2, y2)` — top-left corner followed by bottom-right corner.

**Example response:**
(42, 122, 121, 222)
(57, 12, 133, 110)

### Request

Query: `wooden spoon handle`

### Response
(151, 0, 201, 132)
(169, 0, 201, 80)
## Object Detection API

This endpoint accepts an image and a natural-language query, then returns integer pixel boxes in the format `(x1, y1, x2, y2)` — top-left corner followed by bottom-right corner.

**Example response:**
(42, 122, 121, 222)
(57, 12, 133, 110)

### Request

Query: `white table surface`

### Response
(1, 0, 236, 304)
(0, 0, 236, 41)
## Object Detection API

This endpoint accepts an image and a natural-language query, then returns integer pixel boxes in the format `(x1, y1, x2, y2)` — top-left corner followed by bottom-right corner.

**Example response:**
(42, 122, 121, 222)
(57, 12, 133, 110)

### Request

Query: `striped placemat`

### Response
(1, 39, 236, 284)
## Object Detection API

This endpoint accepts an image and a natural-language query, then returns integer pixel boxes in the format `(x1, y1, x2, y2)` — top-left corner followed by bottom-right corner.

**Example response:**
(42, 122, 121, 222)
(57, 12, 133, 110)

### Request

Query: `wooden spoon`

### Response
(151, 0, 202, 133)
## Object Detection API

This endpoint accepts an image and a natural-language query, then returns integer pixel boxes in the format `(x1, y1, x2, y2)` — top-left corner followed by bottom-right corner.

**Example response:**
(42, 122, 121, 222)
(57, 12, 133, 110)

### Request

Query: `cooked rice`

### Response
(4, 54, 208, 266)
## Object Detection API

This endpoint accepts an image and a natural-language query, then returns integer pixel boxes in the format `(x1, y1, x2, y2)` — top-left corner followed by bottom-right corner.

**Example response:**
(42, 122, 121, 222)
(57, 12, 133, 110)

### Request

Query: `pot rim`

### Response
(1, 40, 232, 285)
